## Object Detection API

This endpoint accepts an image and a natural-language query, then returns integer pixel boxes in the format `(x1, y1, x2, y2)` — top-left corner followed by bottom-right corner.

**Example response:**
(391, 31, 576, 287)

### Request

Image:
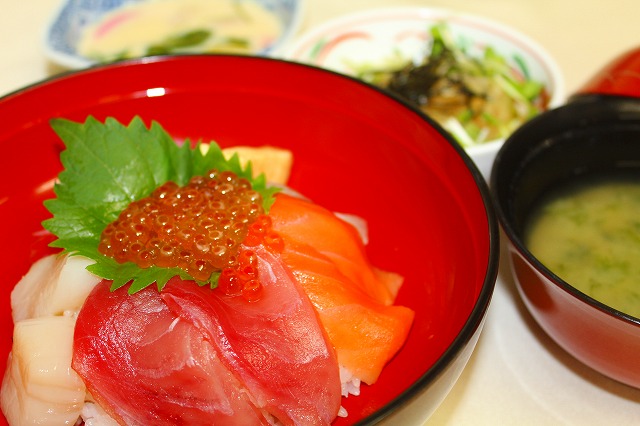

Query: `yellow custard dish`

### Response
(77, 0, 282, 61)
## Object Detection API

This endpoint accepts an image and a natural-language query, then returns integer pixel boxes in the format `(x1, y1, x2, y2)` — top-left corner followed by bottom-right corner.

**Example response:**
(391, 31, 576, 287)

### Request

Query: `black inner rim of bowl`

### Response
(493, 95, 640, 322)
(495, 96, 640, 235)
(512, 123, 640, 234)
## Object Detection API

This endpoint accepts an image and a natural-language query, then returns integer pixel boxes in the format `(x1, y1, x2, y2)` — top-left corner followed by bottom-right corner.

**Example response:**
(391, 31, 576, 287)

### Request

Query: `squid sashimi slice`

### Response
(72, 246, 341, 426)
(11, 254, 100, 322)
(162, 246, 342, 425)
(1, 316, 86, 426)
(269, 194, 398, 306)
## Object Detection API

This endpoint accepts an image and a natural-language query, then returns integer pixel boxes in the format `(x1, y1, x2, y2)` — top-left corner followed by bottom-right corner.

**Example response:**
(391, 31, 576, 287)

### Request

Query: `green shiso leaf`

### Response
(43, 116, 279, 293)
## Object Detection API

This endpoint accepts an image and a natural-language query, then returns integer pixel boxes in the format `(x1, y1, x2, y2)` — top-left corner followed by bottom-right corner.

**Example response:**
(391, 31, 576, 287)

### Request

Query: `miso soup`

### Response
(525, 173, 640, 318)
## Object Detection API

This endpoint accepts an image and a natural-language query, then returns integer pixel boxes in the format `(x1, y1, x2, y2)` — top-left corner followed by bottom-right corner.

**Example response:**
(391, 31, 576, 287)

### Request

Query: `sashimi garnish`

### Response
(43, 116, 279, 293)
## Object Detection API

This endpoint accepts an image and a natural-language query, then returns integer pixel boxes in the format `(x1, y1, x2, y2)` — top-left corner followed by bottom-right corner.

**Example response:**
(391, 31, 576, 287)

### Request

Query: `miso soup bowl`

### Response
(491, 95, 640, 389)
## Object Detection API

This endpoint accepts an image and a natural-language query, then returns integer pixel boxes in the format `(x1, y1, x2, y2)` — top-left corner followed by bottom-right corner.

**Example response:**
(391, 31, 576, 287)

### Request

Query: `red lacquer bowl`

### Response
(0, 55, 498, 425)
(491, 95, 640, 389)
(573, 45, 640, 98)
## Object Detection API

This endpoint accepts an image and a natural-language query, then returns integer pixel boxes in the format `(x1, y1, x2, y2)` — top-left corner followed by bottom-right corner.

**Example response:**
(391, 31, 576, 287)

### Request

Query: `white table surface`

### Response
(2, 0, 640, 424)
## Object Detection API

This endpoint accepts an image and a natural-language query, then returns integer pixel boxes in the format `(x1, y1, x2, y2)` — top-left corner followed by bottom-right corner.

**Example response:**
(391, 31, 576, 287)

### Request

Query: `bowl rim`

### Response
(491, 95, 640, 327)
(277, 5, 567, 152)
(0, 53, 500, 424)
(42, 0, 308, 70)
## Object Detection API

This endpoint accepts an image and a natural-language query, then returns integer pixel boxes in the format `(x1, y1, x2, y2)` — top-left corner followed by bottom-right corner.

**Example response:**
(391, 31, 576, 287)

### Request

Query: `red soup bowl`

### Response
(0, 56, 498, 424)
(491, 95, 640, 389)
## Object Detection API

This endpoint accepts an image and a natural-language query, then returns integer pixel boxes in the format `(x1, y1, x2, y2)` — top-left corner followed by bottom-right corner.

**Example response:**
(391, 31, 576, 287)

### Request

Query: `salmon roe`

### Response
(98, 169, 283, 301)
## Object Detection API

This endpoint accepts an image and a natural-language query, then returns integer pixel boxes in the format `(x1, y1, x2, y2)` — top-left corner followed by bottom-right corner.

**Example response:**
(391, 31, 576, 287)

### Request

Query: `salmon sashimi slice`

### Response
(269, 195, 415, 386)
(270, 194, 398, 306)
(72, 245, 341, 426)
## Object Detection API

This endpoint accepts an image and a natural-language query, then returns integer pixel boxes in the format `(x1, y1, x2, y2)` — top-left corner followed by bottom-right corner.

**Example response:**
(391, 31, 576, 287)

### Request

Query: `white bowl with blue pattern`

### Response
(44, 0, 305, 69)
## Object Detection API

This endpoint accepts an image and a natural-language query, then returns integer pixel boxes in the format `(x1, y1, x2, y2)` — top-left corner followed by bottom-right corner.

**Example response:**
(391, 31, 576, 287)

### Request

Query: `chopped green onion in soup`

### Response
(525, 174, 640, 318)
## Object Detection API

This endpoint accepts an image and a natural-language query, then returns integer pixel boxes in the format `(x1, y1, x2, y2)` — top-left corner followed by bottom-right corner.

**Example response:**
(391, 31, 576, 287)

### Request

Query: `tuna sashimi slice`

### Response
(162, 246, 342, 425)
(72, 246, 341, 426)
(73, 281, 268, 425)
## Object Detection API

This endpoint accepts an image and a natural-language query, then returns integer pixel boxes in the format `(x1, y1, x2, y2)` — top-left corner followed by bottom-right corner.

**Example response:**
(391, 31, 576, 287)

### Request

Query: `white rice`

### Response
(80, 400, 120, 426)
(339, 365, 362, 398)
